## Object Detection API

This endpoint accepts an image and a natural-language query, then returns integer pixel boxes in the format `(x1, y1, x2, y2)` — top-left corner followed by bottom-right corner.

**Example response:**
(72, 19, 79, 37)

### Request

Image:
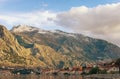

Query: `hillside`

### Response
(0, 24, 120, 68)
(11, 25, 120, 64)
(0, 25, 68, 68)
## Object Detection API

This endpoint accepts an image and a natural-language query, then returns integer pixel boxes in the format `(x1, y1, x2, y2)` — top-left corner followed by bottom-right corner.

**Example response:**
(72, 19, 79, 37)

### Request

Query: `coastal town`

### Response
(0, 59, 119, 76)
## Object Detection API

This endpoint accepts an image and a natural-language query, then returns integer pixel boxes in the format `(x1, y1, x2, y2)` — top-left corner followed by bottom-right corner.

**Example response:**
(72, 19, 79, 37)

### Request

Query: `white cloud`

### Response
(0, 10, 57, 29)
(56, 3, 120, 46)
(1, 2, 120, 47)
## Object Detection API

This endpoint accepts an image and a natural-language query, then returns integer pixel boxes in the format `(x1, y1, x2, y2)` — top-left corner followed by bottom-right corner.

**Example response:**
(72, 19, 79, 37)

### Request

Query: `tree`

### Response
(99, 70, 107, 74)
(89, 67, 100, 74)
(115, 58, 120, 73)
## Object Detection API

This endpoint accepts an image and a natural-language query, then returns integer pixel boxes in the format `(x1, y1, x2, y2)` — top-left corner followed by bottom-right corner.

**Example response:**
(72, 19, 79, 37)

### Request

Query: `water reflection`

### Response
(0, 75, 83, 79)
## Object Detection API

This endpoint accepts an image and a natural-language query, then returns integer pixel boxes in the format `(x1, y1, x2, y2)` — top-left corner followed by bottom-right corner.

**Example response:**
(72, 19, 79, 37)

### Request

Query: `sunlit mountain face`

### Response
(0, 24, 117, 68)
(0, 0, 120, 69)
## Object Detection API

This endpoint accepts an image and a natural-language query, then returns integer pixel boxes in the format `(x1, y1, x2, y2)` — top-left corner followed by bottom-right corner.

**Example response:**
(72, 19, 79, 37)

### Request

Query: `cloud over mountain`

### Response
(56, 3, 120, 46)
(0, 2, 120, 46)
(0, 11, 56, 28)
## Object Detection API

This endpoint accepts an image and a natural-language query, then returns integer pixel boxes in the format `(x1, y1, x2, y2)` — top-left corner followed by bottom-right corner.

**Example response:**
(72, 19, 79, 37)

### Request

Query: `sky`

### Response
(0, 0, 120, 46)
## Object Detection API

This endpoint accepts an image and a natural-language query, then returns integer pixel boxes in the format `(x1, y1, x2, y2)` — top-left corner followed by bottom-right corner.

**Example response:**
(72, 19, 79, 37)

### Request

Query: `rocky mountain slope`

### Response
(11, 25, 120, 64)
(0, 24, 120, 68)
(0, 25, 67, 68)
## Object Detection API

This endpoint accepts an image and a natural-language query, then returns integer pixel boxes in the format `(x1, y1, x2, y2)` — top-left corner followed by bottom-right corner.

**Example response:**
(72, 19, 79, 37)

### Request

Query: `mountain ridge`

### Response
(11, 25, 120, 61)
(0, 24, 120, 68)
(0, 25, 68, 68)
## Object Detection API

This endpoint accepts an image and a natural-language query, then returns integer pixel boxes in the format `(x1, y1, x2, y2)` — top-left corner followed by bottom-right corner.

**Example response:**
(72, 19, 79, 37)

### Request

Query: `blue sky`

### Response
(0, 0, 119, 13)
(0, 0, 120, 46)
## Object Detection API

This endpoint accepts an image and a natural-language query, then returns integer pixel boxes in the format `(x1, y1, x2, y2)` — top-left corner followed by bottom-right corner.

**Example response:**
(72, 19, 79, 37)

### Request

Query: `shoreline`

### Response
(84, 74, 120, 79)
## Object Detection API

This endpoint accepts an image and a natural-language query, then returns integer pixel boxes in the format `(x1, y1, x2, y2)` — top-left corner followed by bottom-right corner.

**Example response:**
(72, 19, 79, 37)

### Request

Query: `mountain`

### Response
(12, 24, 48, 33)
(0, 25, 68, 68)
(0, 25, 47, 67)
(0, 24, 120, 68)
(11, 25, 120, 65)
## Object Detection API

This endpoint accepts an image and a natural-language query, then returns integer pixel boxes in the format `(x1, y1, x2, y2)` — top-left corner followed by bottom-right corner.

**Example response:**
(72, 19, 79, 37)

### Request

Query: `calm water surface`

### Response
(0, 75, 83, 79)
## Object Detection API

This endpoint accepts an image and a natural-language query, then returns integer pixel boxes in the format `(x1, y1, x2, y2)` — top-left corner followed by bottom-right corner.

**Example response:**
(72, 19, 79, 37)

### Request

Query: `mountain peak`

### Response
(0, 25, 8, 31)
(11, 25, 48, 34)
(0, 25, 12, 38)
(11, 24, 39, 32)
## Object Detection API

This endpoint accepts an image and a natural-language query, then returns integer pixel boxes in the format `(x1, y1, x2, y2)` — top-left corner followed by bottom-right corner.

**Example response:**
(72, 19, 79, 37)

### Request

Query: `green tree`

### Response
(89, 67, 100, 74)
(115, 58, 120, 73)
(99, 70, 107, 74)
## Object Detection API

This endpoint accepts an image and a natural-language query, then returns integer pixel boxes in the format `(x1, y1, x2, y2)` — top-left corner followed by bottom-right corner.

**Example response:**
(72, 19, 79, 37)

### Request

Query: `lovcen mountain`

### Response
(0, 24, 120, 68)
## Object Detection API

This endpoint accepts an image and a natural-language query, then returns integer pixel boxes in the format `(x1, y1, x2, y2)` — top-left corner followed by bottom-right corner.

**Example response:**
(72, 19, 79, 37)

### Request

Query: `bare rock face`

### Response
(0, 25, 68, 68)
(0, 25, 46, 67)
(1, 24, 120, 68)
(12, 25, 120, 64)
(0, 26, 4, 38)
